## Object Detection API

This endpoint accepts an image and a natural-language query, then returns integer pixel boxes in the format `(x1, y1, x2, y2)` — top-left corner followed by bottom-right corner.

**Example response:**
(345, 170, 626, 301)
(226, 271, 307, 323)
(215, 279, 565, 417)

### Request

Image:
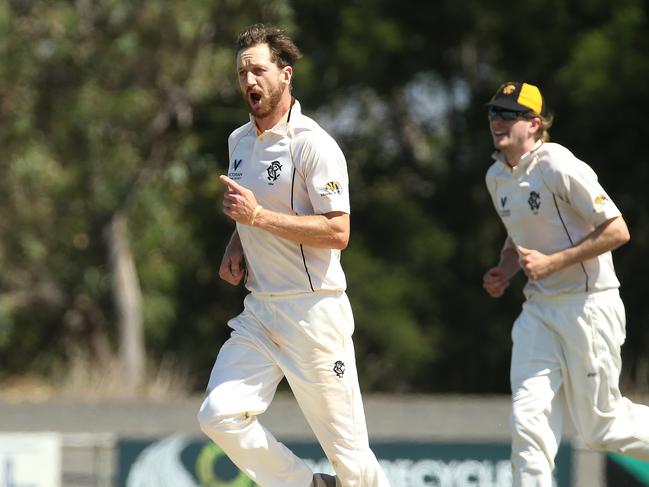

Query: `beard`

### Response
(246, 83, 285, 120)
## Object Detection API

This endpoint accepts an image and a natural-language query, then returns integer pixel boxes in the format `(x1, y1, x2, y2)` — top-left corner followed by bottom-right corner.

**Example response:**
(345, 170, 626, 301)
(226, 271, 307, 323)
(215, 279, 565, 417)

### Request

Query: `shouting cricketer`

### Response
(197, 24, 392, 487)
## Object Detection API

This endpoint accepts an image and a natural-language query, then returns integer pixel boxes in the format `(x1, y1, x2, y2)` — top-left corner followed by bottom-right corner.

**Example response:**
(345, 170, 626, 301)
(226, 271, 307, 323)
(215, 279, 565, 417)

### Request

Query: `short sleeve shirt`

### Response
(227, 100, 349, 295)
(485, 141, 622, 297)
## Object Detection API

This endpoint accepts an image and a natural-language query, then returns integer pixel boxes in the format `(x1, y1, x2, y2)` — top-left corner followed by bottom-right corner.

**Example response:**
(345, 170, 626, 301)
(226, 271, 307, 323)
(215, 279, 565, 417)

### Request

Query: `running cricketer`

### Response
(482, 81, 649, 486)
(197, 24, 392, 487)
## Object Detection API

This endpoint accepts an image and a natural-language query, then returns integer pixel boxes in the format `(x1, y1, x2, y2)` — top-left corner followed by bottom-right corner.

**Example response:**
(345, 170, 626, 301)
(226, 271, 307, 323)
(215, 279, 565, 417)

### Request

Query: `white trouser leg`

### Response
(197, 303, 313, 487)
(554, 291, 649, 461)
(271, 292, 391, 487)
(510, 303, 564, 487)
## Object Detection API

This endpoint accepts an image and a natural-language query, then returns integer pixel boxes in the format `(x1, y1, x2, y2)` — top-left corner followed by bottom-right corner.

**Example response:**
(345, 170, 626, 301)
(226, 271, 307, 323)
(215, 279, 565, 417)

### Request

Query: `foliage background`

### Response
(1, 0, 648, 396)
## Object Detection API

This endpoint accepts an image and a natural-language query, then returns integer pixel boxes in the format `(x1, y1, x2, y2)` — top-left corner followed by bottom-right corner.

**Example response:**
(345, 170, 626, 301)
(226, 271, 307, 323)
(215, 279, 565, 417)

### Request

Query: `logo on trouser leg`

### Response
(333, 361, 345, 378)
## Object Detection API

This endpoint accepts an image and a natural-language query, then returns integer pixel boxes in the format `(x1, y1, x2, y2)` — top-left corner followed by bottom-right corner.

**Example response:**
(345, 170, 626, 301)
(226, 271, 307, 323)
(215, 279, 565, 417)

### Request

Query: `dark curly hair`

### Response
(236, 23, 302, 68)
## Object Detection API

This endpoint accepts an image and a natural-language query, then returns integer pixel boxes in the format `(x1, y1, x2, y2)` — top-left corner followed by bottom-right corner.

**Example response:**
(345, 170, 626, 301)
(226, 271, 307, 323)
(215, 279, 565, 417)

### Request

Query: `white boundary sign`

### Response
(0, 433, 61, 487)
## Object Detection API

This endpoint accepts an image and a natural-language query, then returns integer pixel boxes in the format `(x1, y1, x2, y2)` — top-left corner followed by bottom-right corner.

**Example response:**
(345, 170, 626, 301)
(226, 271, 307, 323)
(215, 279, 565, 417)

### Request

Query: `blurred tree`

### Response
(0, 0, 647, 395)
(288, 0, 649, 392)
(553, 0, 649, 390)
(0, 0, 294, 392)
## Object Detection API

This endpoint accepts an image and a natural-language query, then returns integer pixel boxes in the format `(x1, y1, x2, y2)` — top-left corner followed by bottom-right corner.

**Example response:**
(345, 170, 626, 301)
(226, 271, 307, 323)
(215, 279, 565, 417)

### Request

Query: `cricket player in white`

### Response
(482, 81, 649, 486)
(197, 24, 391, 487)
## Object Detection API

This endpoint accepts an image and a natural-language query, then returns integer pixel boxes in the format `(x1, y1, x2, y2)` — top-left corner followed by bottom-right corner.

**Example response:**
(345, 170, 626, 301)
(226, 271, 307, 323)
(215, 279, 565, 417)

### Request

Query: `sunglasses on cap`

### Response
(487, 108, 537, 120)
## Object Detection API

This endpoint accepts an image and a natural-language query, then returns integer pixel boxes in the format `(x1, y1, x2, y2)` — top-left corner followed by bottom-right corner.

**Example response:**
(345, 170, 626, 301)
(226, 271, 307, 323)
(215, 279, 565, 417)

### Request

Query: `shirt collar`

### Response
(250, 98, 300, 136)
(492, 139, 544, 171)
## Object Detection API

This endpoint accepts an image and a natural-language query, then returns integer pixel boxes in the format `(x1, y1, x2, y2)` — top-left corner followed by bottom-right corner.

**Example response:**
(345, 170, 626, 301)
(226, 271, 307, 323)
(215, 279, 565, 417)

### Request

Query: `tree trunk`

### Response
(106, 211, 145, 392)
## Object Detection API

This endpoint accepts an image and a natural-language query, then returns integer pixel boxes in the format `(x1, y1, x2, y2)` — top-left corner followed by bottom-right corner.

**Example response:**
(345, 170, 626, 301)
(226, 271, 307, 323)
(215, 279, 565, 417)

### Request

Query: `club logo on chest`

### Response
(266, 161, 282, 183)
(528, 191, 541, 214)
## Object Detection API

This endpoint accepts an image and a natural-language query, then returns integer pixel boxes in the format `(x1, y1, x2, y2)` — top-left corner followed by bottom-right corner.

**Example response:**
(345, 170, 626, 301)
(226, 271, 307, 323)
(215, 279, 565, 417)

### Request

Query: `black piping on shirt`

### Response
(287, 100, 315, 292)
(287, 96, 295, 124)
(291, 165, 315, 292)
(552, 194, 589, 292)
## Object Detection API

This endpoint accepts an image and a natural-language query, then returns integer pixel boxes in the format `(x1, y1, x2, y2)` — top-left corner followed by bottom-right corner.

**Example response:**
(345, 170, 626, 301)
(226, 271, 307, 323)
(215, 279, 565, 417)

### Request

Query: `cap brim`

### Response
(485, 98, 531, 112)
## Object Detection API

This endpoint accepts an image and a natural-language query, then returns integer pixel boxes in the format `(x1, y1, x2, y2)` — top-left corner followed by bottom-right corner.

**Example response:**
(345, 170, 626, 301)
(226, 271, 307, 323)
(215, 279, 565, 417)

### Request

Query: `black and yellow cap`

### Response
(486, 82, 547, 116)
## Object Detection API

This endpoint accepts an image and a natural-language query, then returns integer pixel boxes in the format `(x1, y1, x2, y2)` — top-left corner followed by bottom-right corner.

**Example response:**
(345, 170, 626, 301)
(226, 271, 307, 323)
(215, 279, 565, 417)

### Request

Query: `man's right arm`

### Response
(483, 236, 521, 298)
(219, 229, 245, 286)
(220, 174, 350, 250)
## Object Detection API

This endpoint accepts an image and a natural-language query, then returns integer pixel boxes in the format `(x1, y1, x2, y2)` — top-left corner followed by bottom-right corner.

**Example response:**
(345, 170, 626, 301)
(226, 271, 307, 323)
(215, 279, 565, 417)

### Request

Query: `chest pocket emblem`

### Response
(528, 191, 541, 213)
(266, 161, 282, 182)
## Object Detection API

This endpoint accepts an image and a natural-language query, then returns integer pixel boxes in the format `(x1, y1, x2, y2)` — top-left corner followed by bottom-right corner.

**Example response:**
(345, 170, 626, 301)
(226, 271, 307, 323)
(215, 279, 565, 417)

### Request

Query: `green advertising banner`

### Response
(606, 452, 649, 486)
(117, 436, 572, 487)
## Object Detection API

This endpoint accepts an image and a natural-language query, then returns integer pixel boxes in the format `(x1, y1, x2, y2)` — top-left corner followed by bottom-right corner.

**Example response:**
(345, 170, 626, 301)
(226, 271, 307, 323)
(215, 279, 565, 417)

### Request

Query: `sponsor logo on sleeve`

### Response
(320, 181, 343, 196)
(594, 194, 608, 209)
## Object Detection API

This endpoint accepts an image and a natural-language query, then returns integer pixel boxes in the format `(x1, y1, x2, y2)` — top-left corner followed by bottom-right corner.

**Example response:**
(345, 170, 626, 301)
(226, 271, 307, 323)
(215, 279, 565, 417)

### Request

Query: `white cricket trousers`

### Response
(510, 289, 649, 487)
(197, 291, 391, 487)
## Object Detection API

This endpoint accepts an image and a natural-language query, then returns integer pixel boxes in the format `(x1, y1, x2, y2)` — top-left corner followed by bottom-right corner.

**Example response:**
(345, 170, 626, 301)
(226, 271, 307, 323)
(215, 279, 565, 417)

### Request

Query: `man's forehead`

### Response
(237, 43, 273, 67)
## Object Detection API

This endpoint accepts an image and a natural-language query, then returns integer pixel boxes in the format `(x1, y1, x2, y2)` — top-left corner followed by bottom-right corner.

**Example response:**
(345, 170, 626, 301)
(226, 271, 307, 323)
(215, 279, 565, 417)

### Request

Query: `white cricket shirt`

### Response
(227, 100, 350, 295)
(486, 141, 622, 297)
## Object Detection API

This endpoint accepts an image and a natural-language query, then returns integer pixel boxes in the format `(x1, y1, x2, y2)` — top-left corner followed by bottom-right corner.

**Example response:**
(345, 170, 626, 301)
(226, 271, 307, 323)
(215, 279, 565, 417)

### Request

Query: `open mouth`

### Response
(250, 92, 262, 106)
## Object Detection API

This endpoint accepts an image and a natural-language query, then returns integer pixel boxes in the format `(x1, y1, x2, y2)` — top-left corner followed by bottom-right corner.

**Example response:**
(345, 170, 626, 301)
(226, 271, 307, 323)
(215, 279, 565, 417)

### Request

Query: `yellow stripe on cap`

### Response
(518, 83, 543, 114)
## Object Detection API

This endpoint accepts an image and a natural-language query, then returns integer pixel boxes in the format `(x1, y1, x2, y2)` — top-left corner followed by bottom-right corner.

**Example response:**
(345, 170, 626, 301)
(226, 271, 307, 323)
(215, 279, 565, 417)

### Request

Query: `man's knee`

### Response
(197, 394, 253, 437)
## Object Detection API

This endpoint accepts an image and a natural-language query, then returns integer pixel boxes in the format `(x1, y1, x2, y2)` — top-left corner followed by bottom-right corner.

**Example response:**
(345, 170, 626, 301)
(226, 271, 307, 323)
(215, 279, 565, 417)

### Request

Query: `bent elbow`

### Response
(619, 228, 630, 246)
(612, 218, 630, 249)
(333, 232, 349, 250)
(326, 213, 350, 250)
(604, 216, 631, 250)
(618, 218, 630, 244)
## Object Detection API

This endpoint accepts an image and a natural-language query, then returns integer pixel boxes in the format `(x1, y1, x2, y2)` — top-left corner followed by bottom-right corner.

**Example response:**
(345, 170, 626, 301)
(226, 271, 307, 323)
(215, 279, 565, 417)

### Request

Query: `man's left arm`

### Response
(517, 216, 630, 281)
(220, 175, 349, 250)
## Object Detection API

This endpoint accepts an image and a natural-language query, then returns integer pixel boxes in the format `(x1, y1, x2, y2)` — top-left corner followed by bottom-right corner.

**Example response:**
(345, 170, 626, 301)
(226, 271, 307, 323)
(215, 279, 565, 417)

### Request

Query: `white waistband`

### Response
(526, 288, 619, 304)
